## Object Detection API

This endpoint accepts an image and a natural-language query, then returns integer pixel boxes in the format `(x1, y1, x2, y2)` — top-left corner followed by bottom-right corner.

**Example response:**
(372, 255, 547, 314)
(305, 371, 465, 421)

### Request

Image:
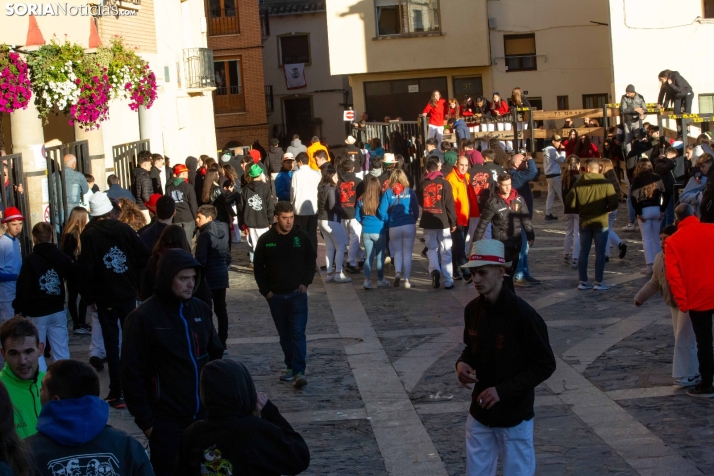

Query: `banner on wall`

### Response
(284, 63, 306, 90)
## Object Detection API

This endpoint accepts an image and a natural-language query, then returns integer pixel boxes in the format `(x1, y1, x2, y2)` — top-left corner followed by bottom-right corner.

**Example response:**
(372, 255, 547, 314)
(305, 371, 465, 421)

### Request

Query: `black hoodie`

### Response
(121, 249, 223, 432)
(185, 157, 199, 186)
(337, 172, 364, 220)
(78, 219, 150, 307)
(237, 181, 273, 229)
(265, 146, 285, 175)
(166, 177, 199, 223)
(131, 167, 152, 210)
(176, 360, 310, 476)
(13, 242, 76, 317)
(149, 165, 165, 194)
(195, 220, 231, 290)
(418, 172, 457, 230)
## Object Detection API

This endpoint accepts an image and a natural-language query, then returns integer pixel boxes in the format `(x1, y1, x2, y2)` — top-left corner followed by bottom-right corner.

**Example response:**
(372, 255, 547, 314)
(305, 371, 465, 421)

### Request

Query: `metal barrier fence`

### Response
(0, 153, 31, 256)
(112, 140, 151, 192)
(45, 140, 90, 237)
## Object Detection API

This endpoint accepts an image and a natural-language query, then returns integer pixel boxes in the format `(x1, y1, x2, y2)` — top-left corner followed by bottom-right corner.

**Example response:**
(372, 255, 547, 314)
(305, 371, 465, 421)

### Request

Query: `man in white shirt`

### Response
(290, 152, 321, 252)
(542, 134, 566, 221)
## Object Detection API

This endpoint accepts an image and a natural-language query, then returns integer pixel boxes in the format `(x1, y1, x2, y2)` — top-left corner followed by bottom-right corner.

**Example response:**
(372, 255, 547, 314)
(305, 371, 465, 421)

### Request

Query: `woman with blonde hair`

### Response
(561, 155, 581, 268)
(117, 198, 147, 231)
(60, 206, 91, 334)
(421, 90, 447, 146)
(355, 175, 389, 289)
(599, 158, 627, 261)
(378, 169, 419, 288)
(630, 159, 668, 274)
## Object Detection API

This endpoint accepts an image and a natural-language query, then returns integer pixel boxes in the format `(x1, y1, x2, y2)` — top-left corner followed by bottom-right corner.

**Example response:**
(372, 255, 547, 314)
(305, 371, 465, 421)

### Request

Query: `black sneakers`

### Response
(89, 356, 104, 372)
(545, 214, 558, 221)
(687, 385, 714, 398)
(619, 242, 628, 259)
(431, 270, 440, 289)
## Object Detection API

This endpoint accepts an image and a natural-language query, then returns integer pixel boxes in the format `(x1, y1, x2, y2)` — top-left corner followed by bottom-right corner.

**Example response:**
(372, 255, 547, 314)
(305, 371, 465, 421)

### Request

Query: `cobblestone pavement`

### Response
(61, 196, 714, 475)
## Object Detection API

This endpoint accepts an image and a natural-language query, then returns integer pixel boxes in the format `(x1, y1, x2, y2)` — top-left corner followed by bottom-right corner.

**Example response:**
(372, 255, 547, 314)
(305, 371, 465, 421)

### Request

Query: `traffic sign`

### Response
(343, 110, 355, 122)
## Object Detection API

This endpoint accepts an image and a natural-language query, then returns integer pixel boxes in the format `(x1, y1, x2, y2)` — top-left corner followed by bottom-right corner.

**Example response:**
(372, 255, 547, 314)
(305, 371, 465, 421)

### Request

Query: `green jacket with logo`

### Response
(0, 363, 44, 439)
(564, 172, 618, 230)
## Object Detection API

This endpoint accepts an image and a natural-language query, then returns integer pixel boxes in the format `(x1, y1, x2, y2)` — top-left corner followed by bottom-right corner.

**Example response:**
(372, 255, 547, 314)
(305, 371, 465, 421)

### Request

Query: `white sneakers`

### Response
(622, 223, 637, 231)
(578, 281, 610, 290)
(363, 279, 373, 290)
(333, 273, 352, 283)
(578, 281, 593, 290)
(673, 375, 701, 388)
(363, 278, 391, 289)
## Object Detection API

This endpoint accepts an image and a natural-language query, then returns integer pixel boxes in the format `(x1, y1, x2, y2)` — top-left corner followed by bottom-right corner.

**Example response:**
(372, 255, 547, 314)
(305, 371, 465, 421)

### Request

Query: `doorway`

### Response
(284, 97, 313, 144)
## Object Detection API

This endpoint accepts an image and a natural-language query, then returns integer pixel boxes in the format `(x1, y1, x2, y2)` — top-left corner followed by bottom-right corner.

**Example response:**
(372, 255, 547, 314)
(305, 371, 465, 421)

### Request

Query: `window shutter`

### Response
(699, 94, 714, 114)
(505, 36, 536, 56)
(375, 0, 400, 6)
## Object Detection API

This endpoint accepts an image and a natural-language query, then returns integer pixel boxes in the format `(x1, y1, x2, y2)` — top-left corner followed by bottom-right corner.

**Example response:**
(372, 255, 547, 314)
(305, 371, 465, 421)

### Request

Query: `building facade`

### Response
(260, 0, 352, 149)
(206, 0, 269, 150)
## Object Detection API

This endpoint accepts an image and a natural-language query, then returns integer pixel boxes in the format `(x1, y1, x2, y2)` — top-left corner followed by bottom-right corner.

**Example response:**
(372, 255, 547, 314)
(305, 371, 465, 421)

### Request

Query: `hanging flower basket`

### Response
(97, 37, 157, 111)
(0, 45, 32, 114)
(26, 38, 110, 130)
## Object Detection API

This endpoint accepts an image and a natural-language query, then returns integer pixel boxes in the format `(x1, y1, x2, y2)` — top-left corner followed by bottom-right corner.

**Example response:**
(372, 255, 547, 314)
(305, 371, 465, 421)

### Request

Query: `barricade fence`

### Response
(0, 153, 31, 256)
(112, 140, 151, 195)
(45, 140, 90, 237)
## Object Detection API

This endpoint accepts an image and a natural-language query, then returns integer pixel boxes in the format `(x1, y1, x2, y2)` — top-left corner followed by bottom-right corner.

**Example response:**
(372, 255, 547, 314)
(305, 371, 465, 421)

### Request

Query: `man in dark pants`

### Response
(254, 201, 316, 389)
(122, 249, 223, 475)
(166, 164, 199, 243)
(79, 192, 150, 409)
(665, 204, 714, 398)
(290, 152, 320, 252)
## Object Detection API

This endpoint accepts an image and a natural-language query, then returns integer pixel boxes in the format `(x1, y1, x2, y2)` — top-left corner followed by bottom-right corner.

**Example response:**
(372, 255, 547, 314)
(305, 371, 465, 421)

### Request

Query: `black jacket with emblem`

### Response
(195, 220, 231, 290)
(78, 218, 150, 307)
(121, 249, 223, 432)
(344, 144, 366, 171)
(237, 181, 273, 229)
(474, 189, 534, 248)
(418, 172, 457, 229)
(457, 285, 556, 428)
(166, 177, 199, 223)
(13, 243, 76, 317)
(337, 172, 364, 220)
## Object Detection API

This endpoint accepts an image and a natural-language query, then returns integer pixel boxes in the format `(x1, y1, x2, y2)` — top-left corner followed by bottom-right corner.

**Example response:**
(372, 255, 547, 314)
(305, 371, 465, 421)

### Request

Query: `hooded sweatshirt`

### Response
(122, 249, 223, 431)
(453, 119, 470, 141)
(286, 139, 307, 158)
(176, 360, 310, 476)
(27, 396, 153, 476)
(0, 364, 44, 439)
(78, 219, 150, 307)
(0, 233, 22, 303)
(166, 177, 199, 223)
(377, 185, 420, 229)
(418, 171, 457, 230)
(13, 242, 76, 317)
(265, 146, 285, 175)
(195, 220, 231, 290)
(337, 172, 364, 220)
(185, 156, 199, 186)
(237, 180, 274, 229)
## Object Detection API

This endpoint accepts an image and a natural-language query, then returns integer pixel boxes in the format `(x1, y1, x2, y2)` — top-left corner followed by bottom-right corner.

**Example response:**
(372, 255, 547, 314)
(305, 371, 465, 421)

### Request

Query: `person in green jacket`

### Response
(565, 158, 619, 291)
(0, 317, 44, 439)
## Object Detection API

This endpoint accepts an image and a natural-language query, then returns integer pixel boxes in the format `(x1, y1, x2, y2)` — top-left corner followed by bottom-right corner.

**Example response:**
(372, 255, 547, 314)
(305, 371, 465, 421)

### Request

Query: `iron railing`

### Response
(207, 7, 239, 36)
(265, 85, 274, 113)
(0, 153, 31, 255)
(45, 140, 90, 237)
(112, 140, 151, 196)
(184, 48, 216, 90)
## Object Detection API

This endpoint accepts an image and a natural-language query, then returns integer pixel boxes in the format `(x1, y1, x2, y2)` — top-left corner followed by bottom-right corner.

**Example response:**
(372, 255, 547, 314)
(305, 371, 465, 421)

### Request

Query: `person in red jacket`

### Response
(574, 135, 600, 159)
(562, 129, 579, 157)
(490, 92, 510, 118)
(422, 90, 448, 147)
(665, 204, 714, 398)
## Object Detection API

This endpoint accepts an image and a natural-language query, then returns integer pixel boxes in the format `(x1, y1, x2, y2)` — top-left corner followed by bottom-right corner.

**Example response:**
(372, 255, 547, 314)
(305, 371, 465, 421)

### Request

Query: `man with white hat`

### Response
(456, 239, 555, 476)
(0, 206, 25, 326)
(344, 135, 366, 180)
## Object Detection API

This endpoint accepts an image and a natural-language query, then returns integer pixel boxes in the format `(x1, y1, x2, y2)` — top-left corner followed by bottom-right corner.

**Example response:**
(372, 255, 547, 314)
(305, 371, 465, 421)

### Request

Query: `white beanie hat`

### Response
(89, 192, 113, 217)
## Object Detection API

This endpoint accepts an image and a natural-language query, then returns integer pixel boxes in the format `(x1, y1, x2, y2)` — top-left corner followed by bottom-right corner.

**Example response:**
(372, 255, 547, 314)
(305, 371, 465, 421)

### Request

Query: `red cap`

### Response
(144, 193, 162, 212)
(249, 149, 261, 163)
(173, 164, 189, 175)
(1, 206, 25, 223)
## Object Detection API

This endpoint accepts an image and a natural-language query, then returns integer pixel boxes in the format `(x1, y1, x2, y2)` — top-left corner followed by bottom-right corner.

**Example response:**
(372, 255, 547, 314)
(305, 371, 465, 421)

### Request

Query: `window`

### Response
(582, 94, 608, 109)
(375, 0, 440, 37)
(704, 0, 714, 18)
(453, 77, 483, 100)
(364, 76, 447, 123)
(207, 0, 238, 35)
(213, 58, 244, 113)
(504, 34, 536, 72)
(557, 96, 569, 110)
(699, 94, 714, 113)
(279, 34, 310, 65)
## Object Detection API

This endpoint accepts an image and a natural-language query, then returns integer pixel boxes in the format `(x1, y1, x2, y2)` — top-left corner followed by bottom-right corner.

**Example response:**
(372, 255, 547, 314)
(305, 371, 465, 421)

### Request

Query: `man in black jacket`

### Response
(132, 152, 154, 223)
(456, 239, 555, 475)
(150, 153, 167, 195)
(657, 69, 693, 114)
(27, 359, 154, 476)
(467, 149, 506, 250)
(344, 135, 366, 178)
(166, 164, 199, 243)
(175, 359, 310, 476)
(419, 157, 457, 290)
(654, 147, 678, 230)
(265, 138, 284, 192)
(195, 205, 231, 350)
(338, 159, 365, 273)
(122, 248, 223, 476)
(254, 201, 316, 389)
(138, 195, 176, 251)
(474, 173, 534, 292)
(79, 192, 150, 409)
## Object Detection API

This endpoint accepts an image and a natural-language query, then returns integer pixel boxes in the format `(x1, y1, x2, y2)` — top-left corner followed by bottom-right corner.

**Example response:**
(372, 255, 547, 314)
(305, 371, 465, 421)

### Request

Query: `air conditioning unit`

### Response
(488, 17, 497, 29)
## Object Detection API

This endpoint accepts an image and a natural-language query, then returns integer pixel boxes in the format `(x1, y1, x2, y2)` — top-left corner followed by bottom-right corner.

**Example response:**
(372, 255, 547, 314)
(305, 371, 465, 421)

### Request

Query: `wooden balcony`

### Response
(207, 8, 239, 36)
(213, 86, 245, 114)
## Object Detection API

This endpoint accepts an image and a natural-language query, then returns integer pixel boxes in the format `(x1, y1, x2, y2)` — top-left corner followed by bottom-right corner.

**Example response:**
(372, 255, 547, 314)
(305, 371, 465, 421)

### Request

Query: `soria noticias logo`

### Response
(4, 3, 138, 16)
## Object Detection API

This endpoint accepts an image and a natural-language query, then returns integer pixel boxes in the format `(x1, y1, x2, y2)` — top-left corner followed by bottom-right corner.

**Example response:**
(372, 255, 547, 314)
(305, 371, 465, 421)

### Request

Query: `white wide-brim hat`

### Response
(463, 239, 511, 268)
(345, 135, 356, 145)
(383, 153, 396, 164)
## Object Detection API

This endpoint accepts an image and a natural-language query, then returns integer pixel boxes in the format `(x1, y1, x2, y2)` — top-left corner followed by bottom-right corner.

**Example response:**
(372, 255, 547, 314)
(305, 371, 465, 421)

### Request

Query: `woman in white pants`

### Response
(378, 170, 420, 288)
(630, 159, 667, 275)
(421, 90, 447, 148)
(600, 159, 628, 260)
(318, 168, 352, 283)
(561, 156, 581, 268)
(635, 226, 699, 386)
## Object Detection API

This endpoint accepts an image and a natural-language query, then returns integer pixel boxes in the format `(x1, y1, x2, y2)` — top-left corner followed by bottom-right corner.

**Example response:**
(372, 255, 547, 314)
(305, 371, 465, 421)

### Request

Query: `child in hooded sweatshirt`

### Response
(237, 164, 274, 264)
(13, 222, 76, 368)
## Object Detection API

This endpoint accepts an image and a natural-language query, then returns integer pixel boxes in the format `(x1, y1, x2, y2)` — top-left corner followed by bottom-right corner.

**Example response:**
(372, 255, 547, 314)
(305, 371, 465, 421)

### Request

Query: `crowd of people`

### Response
(0, 66, 712, 475)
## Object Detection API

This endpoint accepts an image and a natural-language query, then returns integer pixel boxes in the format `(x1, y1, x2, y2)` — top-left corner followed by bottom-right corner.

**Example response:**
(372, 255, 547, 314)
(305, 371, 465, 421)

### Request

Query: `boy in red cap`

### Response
(0, 206, 25, 362)
(165, 164, 198, 243)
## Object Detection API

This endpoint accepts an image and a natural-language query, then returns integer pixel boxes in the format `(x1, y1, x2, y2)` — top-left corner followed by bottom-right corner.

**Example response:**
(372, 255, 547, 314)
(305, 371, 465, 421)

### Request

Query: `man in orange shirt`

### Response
(665, 203, 714, 398)
(306, 136, 328, 171)
(446, 156, 472, 283)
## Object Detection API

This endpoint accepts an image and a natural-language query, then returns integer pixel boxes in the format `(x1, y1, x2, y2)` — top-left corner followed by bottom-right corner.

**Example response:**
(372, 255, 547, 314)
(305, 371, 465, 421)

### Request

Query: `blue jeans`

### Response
(579, 227, 608, 283)
(362, 232, 386, 280)
(660, 197, 674, 231)
(514, 227, 530, 280)
(451, 225, 471, 279)
(267, 290, 308, 375)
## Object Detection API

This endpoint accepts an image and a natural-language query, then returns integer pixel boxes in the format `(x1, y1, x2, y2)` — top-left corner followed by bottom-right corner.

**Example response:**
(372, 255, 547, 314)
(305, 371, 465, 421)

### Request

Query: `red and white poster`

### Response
(284, 63, 306, 89)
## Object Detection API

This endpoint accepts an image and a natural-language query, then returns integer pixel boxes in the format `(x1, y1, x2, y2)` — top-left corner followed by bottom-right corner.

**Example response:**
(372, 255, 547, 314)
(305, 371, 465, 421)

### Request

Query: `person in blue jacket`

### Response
(355, 175, 389, 290)
(275, 153, 295, 202)
(448, 117, 471, 143)
(508, 154, 539, 287)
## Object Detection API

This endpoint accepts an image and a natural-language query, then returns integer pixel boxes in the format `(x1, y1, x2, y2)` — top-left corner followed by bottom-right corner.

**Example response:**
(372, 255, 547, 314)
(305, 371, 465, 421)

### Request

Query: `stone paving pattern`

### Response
(59, 196, 714, 475)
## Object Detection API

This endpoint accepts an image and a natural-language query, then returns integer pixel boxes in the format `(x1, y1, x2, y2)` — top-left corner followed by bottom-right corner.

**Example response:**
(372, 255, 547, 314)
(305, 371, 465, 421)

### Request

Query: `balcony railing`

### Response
(184, 48, 216, 91)
(265, 85, 273, 113)
(214, 86, 245, 113)
(207, 7, 239, 36)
